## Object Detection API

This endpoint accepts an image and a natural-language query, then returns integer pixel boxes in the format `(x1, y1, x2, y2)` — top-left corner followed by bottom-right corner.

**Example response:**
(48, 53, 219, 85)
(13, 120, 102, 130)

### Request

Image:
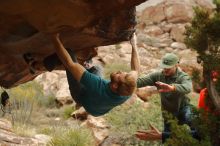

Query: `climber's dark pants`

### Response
(43, 49, 102, 105)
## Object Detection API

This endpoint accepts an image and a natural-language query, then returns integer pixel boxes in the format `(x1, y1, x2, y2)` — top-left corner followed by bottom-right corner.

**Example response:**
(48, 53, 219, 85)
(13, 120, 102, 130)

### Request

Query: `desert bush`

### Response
(0, 82, 56, 137)
(44, 109, 61, 118)
(37, 94, 57, 108)
(13, 123, 36, 137)
(1, 81, 58, 124)
(47, 125, 95, 146)
(8, 81, 40, 125)
(61, 105, 75, 119)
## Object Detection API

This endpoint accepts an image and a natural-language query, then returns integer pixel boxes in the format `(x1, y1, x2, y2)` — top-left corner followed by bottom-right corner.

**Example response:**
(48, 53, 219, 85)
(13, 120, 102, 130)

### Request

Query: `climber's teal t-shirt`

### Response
(79, 71, 130, 116)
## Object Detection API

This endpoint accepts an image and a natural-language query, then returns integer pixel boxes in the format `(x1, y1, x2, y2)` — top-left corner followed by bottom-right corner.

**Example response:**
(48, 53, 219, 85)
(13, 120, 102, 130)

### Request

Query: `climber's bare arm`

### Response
(51, 34, 85, 82)
(136, 87, 149, 101)
(136, 86, 158, 101)
(130, 33, 140, 79)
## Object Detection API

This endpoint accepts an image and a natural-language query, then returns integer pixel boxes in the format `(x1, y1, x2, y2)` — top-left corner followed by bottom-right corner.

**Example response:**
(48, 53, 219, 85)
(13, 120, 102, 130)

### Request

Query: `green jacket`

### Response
(137, 68, 192, 115)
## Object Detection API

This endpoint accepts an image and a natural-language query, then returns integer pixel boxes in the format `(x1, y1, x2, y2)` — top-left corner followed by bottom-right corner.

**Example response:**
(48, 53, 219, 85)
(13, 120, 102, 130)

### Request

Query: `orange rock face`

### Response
(0, 0, 147, 88)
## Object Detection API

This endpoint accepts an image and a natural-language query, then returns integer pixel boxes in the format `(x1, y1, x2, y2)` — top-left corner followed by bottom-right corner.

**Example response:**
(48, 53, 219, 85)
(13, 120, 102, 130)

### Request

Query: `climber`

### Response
(49, 32, 140, 116)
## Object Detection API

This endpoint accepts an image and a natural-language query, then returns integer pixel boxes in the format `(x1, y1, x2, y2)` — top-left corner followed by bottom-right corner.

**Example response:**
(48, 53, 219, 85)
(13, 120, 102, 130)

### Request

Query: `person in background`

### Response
(197, 70, 220, 145)
(198, 70, 219, 112)
(135, 53, 195, 143)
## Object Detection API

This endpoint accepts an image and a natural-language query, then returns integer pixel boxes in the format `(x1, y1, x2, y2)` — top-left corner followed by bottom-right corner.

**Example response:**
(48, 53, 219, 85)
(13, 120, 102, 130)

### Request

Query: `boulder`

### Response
(0, 0, 148, 88)
(170, 23, 188, 42)
(164, 1, 194, 23)
(171, 42, 187, 50)
(141, 4, 166, 25)
(0, 118, 51, 145)
(35, 71, 72, 105)
(144, 25, 164, 37)
(82, 116, 110, 146)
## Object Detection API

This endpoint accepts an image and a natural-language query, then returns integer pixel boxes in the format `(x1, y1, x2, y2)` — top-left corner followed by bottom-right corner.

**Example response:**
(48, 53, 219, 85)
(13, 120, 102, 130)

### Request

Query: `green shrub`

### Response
(105, 95, 163, 146)
(48, 126, 95, 146)
(62, 105, 75, 119)
(40, 127, 53, 135)
(45, 109, 61, 118)
(164, 110, 212, 146)
(37, 94, 57, 108)
(13, 123, 36, 137)
(1, 81, 58, 125)
(8, 82, 40, 125)
(191, 108, 220, 146)
(184, 2, 220, 145)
